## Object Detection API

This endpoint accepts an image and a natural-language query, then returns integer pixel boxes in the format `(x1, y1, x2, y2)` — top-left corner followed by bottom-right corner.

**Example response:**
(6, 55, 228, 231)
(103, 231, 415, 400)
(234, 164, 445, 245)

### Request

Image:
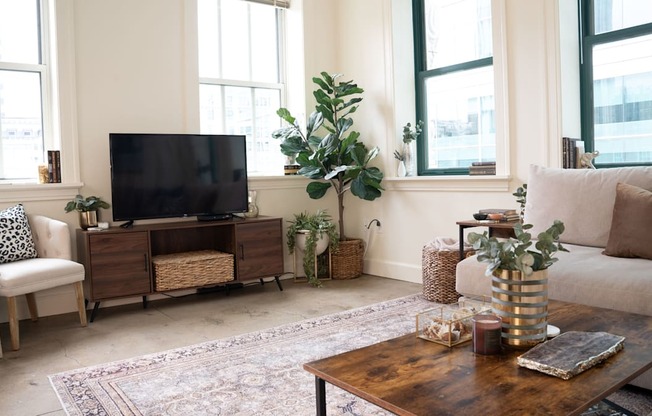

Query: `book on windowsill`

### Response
(471, 161, 496, 166)
(469, 164, 496, 175)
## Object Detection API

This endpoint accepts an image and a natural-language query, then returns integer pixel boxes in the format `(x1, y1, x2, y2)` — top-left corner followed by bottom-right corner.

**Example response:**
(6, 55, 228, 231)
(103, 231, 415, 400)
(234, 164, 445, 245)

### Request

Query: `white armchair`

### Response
(0, 214, 87, 353)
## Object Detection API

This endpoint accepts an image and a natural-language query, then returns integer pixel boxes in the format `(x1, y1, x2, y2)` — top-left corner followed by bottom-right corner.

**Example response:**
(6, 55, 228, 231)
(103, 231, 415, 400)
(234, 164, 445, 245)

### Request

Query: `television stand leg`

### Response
(142, 296, 148, 309)
(274, 276, 283, 291)
(90, 302, 100, 322)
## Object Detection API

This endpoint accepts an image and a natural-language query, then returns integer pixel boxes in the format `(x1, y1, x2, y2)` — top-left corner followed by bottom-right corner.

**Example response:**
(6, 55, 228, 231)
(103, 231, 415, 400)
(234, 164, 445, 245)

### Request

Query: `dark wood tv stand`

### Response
(76, 216, 284, 322)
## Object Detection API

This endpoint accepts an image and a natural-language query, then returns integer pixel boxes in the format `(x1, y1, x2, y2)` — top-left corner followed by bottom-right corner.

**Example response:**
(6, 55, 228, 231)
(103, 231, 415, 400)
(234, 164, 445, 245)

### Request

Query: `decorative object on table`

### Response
(396, 120, 423, 176)
(472, 212, 488, 221)
(467, 220, 568, 347)
(243, 190, 259, 218)
(286, 210, 338, 287)
(478, 208, 519, 222)
(421, 237, 473, 303)
(416, 296, 490, 347)
(472, 313, 502, 355)
(512, 184, 527, 222)
(64, 194, 111, 230)
(273, 72, 383, 280)
(517, 331, 625, 380)
(468, 161, 496, 175)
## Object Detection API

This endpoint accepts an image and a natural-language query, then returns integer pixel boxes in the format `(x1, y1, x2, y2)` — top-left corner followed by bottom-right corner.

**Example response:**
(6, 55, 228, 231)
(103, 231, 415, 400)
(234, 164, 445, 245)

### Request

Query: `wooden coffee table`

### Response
(304, 300, 652, 415)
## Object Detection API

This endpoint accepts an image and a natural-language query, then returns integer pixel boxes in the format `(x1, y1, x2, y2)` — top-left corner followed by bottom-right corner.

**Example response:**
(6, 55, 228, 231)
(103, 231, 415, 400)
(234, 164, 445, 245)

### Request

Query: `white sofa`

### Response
(456, 165, 652, 389)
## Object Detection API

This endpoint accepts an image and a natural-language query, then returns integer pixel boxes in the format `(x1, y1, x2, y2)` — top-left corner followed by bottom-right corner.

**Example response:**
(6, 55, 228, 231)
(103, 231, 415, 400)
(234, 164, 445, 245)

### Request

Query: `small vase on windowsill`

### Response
(397, 161, 407, 177)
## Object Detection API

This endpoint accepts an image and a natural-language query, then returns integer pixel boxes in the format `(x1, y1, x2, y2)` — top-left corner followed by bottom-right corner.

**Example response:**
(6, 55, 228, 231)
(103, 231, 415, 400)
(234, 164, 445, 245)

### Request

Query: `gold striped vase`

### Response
(491, 269, 548, 348)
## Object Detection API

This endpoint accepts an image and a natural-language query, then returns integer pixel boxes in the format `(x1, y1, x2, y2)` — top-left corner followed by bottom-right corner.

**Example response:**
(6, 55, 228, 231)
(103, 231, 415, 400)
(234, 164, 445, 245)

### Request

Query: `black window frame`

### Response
(579, 0, 652, 168)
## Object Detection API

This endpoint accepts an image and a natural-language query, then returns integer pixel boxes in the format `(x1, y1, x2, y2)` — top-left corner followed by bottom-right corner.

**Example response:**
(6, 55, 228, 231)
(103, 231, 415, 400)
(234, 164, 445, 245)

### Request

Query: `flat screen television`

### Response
(109, 133, 248, 224)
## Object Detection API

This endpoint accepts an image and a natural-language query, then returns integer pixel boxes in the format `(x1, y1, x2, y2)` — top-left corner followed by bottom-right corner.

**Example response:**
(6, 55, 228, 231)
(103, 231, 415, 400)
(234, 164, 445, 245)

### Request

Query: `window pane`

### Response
(594, 0, 652, 35)
(592, 34, 652, 163)
(424, 67, 495, 169)
(0, 70, 44, 180)
(424, 0, 492, 69)
(200, 84, 283, 174)
(198, 0, 279, 82)
(0, 0, 40, 64)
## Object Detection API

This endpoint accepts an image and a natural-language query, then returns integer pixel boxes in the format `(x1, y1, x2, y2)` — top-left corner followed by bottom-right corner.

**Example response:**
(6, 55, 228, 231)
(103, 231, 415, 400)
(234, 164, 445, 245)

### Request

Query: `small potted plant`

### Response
(286, 210, 339, 287)
(395, 120, 423, 176)
(64, 194, 111, 229)
(467, 220, 568, 347)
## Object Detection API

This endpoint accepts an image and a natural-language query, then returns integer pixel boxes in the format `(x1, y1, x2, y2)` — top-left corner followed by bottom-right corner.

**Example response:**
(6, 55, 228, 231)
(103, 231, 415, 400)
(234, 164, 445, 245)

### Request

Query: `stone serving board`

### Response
(517, 331, 625, 380)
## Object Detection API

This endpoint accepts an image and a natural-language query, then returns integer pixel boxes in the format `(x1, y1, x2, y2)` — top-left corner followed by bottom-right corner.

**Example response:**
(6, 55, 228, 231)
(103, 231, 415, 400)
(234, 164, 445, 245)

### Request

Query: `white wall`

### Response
(0, 0, 580, 321)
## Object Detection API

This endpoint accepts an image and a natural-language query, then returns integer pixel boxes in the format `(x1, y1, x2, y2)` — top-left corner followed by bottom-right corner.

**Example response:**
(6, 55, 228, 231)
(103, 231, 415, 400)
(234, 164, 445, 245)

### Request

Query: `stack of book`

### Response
(47, 150, 62, 183)
(479, 208, 520, 222)
(562, 137, 584, 169)
(469, 161, 496, 175)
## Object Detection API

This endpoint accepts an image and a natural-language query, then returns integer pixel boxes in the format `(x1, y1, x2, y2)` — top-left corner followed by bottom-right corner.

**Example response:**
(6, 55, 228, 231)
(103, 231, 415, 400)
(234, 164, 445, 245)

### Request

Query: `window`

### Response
(198, 0, 288, 176)
(413, 0, 496, 175)
(0, 0, 52, 182)
(580, 0, 652, 166)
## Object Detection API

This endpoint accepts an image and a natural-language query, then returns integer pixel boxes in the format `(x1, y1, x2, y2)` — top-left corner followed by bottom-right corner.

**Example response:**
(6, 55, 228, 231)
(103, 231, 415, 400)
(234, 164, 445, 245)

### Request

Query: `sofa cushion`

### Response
(524, 165, 652, 248)
(0, 204, 38, 264)
(456, 243, 652, 317)
(603, 183, 652, 260)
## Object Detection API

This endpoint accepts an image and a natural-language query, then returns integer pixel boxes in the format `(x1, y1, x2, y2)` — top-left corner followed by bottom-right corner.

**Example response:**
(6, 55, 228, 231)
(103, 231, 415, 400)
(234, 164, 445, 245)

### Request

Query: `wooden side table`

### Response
(456, 220, 518, 261)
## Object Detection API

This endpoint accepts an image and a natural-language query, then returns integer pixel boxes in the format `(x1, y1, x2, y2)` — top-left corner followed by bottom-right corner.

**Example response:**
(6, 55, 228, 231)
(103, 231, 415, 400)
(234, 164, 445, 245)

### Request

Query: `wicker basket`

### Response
(331, 239, 365, 280)
(153, 250, 234, 291)
(422, 245, 473, 304)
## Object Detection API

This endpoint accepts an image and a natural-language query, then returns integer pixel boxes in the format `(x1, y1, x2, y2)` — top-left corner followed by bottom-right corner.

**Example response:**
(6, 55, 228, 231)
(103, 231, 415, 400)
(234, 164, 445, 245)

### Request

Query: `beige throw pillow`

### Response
(603, 183, 652, 260)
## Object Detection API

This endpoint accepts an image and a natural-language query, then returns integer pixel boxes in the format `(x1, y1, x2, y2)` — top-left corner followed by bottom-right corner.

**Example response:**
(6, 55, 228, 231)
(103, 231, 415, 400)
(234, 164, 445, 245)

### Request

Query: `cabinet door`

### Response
(235, 220, 283, 280)
(88, 232, 151, 300)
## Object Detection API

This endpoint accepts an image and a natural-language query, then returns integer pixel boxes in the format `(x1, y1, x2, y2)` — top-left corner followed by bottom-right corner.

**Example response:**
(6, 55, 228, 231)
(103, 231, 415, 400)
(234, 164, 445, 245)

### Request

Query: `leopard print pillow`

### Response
(0, 204, 38, 264)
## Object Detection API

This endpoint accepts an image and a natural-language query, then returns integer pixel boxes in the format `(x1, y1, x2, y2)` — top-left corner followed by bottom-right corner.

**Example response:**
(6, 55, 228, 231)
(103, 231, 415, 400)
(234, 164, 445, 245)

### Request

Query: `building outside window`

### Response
(413, 0, 496, 175)
(580, 0, 652, 166)
(198, 0, 288, 176)
(0, 0, 51, 182)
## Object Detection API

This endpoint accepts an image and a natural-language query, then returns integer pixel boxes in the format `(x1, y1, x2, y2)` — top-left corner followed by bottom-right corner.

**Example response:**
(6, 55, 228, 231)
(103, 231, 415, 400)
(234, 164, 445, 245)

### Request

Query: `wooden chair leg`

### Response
(7, 296, 20, 351)
(74, 281, 88, 327)
(25, 293, 38, 322)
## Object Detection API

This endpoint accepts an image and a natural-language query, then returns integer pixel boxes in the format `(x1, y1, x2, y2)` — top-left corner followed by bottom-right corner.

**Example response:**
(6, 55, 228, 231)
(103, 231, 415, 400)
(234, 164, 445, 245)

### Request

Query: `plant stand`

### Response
(293, 247, 332, 284)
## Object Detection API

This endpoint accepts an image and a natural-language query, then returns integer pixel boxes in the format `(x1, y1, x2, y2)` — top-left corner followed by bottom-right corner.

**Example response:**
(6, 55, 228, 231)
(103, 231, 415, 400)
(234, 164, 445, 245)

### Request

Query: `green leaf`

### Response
(306, 181, 331, 199)
(276, 108, 295, 124)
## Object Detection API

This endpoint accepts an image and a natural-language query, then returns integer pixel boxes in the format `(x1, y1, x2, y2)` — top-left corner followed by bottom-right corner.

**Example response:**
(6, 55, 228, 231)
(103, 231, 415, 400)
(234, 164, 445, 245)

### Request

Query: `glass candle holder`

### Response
(472, 313, 502, 355)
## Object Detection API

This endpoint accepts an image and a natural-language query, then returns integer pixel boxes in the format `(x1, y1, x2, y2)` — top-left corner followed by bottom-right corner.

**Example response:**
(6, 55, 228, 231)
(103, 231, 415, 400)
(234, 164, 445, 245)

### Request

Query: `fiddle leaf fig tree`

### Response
(273, 72, 383, 240)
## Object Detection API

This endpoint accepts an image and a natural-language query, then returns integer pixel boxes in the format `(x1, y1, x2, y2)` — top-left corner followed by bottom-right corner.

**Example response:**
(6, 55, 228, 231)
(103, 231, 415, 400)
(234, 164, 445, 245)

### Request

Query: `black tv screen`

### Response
(109, 133, 248, 222)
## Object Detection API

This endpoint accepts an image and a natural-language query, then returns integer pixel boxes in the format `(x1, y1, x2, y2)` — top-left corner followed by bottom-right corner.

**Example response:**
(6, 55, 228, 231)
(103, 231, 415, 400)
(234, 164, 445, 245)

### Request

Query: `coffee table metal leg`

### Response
(315, 376, 327, 415)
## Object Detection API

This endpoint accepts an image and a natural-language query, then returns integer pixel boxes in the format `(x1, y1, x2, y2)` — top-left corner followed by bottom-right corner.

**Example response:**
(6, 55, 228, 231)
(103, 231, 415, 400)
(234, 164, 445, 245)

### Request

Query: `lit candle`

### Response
(472, 314, 502, 355)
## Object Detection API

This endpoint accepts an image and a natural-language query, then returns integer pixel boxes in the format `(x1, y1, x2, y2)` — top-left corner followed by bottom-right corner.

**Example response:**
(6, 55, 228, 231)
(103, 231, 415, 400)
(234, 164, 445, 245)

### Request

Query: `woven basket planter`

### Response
(331, 239, 365, 280)
(153, 250, 234, 291)
(421, 245, 473, 304)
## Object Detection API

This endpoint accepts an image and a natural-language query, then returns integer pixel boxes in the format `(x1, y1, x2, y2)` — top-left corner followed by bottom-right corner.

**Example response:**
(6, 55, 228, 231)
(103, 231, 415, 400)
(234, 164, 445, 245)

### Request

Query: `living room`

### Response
(1, 0, 581, 320)
(2, 0, 651, 414)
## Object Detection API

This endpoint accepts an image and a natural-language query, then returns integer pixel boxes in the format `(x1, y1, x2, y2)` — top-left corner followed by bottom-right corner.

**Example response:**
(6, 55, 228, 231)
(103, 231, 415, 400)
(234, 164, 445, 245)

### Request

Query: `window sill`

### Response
(0, 182, 83, 204)
(248, 174, 512, 192)
(384, 175, 511, 192)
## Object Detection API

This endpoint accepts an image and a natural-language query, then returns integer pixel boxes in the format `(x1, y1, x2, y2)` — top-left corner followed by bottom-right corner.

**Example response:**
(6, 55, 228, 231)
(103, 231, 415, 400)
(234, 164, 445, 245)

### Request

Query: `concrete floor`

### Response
(0, 275, 421, 416)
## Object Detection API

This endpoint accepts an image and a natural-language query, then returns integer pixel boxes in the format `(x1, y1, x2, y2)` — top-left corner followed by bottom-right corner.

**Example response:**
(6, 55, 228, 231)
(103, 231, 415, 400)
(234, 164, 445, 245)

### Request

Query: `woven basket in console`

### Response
(421, 246, 473, 304)
(153, 250, 234, 291)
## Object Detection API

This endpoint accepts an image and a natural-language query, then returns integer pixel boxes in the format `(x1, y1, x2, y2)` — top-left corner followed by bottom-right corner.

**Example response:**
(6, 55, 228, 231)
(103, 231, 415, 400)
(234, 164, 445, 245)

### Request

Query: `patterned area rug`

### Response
(49, 294, 652, 416)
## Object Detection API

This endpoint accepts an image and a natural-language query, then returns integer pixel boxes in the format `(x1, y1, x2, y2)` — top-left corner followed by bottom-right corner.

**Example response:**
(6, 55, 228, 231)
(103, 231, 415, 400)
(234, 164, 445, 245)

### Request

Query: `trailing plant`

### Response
(64, 195, 111, 213)
(512, 183, 527, 220)
(286, 210, 339, 286)
(467, 220, 568, 277)
(272, 72, 383, 240)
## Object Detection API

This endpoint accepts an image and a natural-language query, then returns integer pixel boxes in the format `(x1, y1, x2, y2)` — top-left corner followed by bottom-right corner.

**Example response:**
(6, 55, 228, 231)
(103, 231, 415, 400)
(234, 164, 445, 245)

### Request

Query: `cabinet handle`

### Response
(144, 254, 149, 272)
(239, 243, 245, 260)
